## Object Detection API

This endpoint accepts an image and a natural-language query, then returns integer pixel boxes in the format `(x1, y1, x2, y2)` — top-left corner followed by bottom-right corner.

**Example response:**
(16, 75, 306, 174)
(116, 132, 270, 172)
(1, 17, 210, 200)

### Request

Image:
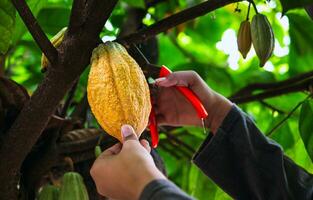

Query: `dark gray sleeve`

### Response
(139, 179, 194, 200)
(193, 105, 313, 200)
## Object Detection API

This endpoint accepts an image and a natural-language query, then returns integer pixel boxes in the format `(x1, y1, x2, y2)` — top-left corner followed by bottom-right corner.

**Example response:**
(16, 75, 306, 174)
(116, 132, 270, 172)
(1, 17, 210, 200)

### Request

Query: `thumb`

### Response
(121, 124, 138, 143)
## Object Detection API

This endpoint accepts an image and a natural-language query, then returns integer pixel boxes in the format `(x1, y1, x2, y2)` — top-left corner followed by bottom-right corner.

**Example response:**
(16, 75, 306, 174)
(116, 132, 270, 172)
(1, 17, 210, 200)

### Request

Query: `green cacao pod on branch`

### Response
(37, 185, 59, 200)
(41, 27, 67, 72)
(59, 172, 89, 200)
(251, 14, 275, 67)
(237, 20, 252, 59)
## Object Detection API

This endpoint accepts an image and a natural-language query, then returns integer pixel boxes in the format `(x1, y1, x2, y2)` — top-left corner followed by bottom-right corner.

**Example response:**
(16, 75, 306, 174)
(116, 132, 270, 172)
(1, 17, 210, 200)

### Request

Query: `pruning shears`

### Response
(127, 45, 208, 148)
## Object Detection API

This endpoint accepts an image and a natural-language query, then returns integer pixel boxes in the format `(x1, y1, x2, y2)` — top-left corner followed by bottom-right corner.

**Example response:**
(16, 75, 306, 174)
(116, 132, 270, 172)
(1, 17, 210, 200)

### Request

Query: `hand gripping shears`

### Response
(127, 45, 208, 148)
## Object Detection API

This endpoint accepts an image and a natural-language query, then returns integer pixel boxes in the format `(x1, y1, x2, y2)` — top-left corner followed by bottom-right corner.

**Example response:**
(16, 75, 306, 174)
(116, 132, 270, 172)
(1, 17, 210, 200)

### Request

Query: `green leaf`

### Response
(280, 0, 313, 14)
(37, 7, 70, 35)
(268, 117, 295, 150)
(0, 0, 16, 54)
(299, 99, 313, 161)
(288, 12, 313, 73)
(12, 0, 46, 44)
(122, 0, 145, 9)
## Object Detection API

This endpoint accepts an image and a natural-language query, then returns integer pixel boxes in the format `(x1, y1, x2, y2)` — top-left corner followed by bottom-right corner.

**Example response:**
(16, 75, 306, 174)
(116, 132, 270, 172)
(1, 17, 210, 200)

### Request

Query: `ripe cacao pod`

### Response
(305, 4, 313, 20)
(251, 14, 275, 67)
(59, 172, 89, 200)
(87, 42, 151, 142)
(237, 20, 252, 59)
(41, 27, 67, 72)
(37, 185, 59, 200)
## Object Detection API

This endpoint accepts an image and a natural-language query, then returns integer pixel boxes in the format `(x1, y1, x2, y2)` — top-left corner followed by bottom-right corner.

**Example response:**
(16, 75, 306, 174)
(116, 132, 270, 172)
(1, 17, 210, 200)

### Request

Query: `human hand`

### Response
(154, 71, 232, 133)
(90, 125, 166, 200)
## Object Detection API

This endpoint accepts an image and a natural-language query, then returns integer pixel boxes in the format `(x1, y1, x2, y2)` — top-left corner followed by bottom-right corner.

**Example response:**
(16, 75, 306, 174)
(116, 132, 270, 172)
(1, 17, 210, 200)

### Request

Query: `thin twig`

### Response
(118, 0, 242, 45)
(266, 95, 312, 137)
(158, 143, 181, 159)
(10, 0, 58, 65)
(60, 80, 78, 117)
(163, 139, 192, 158)
(260, 101, 286, 114)
(162, 131, 196, 153)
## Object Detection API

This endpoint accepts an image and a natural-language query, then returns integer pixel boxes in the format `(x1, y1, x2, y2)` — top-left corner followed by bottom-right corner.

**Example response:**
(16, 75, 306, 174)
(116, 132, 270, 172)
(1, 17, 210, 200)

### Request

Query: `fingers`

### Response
(121, 124, 138, 143)
(155, 71, 199, 88)
(140, 139, 151, 153)
(99, 143, 122, 157)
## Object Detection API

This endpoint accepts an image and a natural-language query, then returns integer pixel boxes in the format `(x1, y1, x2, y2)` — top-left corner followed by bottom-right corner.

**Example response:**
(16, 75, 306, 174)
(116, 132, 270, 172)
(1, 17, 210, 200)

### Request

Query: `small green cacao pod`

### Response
(94, 145, 102, 158)
(237, 20, 252, 59)
(38, 185, 59, 200)
(41, 27, 67, 72)
(251, 14, 274, 67)
(59, 172, 89, 200)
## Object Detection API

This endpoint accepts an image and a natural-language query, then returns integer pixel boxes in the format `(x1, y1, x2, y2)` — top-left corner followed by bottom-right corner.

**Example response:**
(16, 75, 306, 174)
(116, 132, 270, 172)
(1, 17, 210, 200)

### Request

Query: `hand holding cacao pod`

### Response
(87, 42, 151, 142)
(251, 14, 275, 67)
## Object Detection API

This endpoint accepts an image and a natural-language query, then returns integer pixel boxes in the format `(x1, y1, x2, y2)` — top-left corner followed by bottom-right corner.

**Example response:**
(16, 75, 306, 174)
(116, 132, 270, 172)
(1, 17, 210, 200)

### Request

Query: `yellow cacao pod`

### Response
(237, 20, 252, 59)
(41, 27, 67, 72)
(87, 42, 151, 142)
(251, 14, 274, 67)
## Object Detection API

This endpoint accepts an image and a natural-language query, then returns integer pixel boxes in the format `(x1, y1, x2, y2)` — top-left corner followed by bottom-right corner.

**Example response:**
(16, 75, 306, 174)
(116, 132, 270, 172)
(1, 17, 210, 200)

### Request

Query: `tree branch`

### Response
(117, 0, 241, 45)
(266, 95, 312, 137)
(231, 70, 313, 98)
(10, 0, 58, 65)
(0, 0, 118, 198)
(68, 0, 87, 34)
(230, 77, 313, 104)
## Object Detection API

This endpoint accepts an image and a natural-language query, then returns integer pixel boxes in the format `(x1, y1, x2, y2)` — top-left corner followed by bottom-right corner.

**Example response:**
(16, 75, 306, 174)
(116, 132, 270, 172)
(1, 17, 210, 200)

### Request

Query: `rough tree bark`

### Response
(0, 0, 118, 198)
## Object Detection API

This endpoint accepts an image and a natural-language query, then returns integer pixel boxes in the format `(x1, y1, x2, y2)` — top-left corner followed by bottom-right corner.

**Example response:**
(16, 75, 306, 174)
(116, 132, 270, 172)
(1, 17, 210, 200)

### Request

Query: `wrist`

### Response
(204, 92, 233, 133)
(133, 166, 166, 200)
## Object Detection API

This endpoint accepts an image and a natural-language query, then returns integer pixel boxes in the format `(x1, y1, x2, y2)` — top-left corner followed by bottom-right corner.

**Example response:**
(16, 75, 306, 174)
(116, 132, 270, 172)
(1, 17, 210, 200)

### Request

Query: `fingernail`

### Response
(121, 124, 133, 138)
(155, 77, 166, 83)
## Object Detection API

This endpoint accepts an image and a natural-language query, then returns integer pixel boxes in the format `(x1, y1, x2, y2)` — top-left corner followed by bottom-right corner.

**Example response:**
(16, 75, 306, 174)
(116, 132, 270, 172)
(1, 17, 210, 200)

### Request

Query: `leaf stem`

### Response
(266, 94, 312, 137)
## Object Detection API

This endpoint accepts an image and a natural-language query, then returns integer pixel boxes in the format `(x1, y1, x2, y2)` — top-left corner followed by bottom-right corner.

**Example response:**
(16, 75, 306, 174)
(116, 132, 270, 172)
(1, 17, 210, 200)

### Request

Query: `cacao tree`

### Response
(0, 0, 313, 199)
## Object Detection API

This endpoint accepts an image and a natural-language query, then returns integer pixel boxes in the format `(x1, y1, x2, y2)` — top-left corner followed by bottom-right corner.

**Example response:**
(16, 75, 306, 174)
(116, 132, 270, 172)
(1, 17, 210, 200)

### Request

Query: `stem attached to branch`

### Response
(266, 94, 312, 137)
(10, 0, 58, 65)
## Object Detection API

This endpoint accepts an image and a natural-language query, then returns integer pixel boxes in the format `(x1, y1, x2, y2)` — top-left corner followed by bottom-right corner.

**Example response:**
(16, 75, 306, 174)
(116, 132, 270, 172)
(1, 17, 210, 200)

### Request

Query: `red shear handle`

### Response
(160, 65, 208, 119)
(149, 105, 159, 148)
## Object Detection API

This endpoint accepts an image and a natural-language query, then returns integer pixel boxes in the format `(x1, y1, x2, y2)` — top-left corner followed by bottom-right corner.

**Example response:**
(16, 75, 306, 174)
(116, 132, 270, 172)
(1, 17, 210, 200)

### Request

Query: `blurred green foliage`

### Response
(2, 0, 313, 199)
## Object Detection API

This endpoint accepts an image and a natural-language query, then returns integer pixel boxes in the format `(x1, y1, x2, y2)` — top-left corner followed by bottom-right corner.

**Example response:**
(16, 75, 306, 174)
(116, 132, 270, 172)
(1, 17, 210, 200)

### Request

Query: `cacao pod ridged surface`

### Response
(87, 42, 151, 142)
(59, 172, 89, 200)
(251, 14, 275, 67)
(237, 20, 252, 59)
(38, 185, 59, 200)
(41, 27, 67, 72)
